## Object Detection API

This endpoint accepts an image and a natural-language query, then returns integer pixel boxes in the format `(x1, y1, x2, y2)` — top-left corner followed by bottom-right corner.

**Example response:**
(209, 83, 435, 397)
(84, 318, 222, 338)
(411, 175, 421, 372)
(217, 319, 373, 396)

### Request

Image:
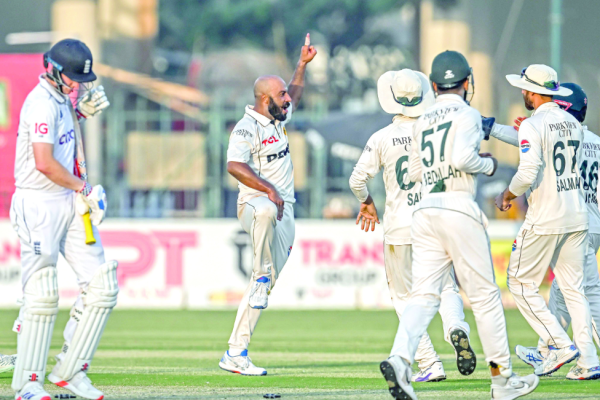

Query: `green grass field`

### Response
(0, 309, 597, 399)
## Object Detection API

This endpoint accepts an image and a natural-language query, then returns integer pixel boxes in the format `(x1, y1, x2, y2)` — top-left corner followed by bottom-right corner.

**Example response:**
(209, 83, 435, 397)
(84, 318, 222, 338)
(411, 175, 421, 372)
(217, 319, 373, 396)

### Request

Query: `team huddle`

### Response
(7, 32, 600, 400)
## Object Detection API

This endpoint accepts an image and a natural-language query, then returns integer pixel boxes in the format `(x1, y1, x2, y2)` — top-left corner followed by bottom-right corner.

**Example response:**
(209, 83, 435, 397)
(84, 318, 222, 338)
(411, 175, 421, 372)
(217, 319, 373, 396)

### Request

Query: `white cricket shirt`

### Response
(581, 128, 600, 234)
(349, 115, 421, 245)
(227, 105, 295, 204)
(14, 76, 76, 193)
(509, 102, 588, 234)
(409, 94, 494, 222)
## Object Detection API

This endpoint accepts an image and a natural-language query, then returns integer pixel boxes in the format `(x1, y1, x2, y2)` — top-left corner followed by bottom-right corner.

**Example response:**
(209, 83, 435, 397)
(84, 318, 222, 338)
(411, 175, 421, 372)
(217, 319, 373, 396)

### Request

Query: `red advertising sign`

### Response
(0, 54, 44, 217)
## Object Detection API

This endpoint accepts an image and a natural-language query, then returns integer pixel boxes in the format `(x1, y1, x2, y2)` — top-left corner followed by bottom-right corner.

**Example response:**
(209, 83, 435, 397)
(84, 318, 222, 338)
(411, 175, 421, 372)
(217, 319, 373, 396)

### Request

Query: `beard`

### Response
(523, 91, 534, 111)
(268, 97, 290, 121)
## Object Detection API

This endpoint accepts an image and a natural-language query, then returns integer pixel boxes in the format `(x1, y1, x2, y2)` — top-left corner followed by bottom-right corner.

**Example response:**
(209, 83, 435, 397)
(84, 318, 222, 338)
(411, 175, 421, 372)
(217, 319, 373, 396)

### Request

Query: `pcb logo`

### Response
(520, 139, 530, 153)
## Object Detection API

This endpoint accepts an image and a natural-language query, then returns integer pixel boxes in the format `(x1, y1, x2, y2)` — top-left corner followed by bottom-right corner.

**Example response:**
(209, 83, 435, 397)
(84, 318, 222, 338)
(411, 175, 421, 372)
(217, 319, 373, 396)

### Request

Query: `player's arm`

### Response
(349, 136, 381, 232)
(409, 127, 422, 182)
(227, 127, 284, 220)
(451, 113, 498, 175)
(495, 120, 542, 211)
(288, 34, 317, 107)
(33, 143, 85, 192)
(227, 162, 284, 220)
(482, 116, 526, 147)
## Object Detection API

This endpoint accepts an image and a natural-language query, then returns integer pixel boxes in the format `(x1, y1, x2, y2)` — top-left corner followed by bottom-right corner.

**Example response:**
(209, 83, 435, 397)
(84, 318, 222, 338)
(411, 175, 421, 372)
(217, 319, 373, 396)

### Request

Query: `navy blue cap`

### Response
(553, 82, 587, 123)
(45, 39, 96, 83)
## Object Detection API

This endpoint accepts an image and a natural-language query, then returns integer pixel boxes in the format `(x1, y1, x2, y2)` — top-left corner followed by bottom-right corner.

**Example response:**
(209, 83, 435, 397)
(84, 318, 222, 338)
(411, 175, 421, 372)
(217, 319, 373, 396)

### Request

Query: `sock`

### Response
(492, 375, 508, 386)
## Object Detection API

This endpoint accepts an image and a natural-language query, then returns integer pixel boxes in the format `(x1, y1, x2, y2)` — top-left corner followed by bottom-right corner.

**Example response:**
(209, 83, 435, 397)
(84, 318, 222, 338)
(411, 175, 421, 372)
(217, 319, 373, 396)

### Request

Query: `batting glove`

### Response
(481, 116, 496, 140)
(76, 184, 107, 225)
(77, 85, 110, 119)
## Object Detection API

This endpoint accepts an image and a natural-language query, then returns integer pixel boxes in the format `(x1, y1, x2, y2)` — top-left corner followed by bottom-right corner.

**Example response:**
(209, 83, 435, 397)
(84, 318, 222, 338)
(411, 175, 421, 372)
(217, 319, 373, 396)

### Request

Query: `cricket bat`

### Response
(67, 100, 96, 245)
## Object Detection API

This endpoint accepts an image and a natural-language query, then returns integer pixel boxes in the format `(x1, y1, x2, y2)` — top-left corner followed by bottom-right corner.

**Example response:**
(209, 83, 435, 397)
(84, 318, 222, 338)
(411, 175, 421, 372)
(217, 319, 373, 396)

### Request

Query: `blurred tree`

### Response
(158, 0, 412, 55)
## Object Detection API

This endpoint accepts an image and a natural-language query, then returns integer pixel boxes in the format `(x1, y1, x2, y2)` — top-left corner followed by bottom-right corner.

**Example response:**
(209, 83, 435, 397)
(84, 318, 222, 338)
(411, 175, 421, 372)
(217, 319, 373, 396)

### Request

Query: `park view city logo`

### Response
(0, 80, 9, 130)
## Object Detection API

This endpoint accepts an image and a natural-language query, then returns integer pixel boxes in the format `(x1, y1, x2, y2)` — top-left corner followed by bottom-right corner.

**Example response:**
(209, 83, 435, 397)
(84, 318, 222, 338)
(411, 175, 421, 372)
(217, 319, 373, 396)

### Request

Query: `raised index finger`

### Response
(305, 33, 310, 46)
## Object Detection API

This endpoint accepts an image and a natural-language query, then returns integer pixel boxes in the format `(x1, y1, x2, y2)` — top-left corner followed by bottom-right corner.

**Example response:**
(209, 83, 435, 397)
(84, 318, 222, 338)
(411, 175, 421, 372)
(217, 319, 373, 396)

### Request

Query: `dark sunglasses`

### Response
(521, 68, 559, 91)
(390, 86, 422, 106)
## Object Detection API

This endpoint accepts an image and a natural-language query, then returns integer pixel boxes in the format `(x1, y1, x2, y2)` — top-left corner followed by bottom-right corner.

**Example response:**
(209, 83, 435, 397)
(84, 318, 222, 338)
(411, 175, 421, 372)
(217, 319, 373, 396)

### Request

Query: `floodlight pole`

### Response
(550, 0, 562, 76)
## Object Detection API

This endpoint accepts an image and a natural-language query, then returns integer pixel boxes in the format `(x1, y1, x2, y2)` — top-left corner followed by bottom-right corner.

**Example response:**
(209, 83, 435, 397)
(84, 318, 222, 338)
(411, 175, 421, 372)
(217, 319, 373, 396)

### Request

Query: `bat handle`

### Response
(83, 212, 96, 245)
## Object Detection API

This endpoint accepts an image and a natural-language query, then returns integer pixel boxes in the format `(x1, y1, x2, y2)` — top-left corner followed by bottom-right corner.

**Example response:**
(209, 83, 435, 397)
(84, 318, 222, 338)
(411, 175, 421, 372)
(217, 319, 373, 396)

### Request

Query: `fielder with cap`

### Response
(219, 34, 316, 376)
(10, 38, 116, 400)
(349, 68, 475, 383)
(495, 65, 600, 378)
(379, 51, 539, 400)
(488, 80, 600, 380)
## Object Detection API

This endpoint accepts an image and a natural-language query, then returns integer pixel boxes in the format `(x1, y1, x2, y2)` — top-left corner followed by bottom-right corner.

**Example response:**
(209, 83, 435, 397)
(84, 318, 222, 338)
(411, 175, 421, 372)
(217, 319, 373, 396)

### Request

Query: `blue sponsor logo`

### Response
(512, 240, 517, 252)
(520, 139, 530, 153)
(59, 129, 75, 145)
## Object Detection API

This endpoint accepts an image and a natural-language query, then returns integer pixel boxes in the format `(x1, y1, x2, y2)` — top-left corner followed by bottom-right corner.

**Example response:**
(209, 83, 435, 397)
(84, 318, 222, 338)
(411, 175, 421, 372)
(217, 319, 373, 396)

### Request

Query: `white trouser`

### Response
(538, 233, 600, 353)
(391, 208, 511, 369)
(508, 227, 599, 369)
(10, 189, 106, 345)
(228, 196, 295, 354)
(385, 244, 469, 369)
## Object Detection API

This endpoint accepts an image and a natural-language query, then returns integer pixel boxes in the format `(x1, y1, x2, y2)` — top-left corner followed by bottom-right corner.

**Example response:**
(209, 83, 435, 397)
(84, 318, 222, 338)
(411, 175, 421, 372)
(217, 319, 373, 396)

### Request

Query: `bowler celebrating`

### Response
(220, 34, 316, 376)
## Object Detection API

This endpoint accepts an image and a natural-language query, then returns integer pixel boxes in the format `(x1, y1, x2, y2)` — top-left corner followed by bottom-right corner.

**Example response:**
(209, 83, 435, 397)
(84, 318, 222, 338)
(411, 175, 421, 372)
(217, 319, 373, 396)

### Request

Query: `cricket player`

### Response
(10, 39, 117, 400)
(495, 65, 600, 379)
(379, 51, 538, 400)
(488, 82, 600, 380)
(349, 68, 475, 383)
(219, 34, 316, 376)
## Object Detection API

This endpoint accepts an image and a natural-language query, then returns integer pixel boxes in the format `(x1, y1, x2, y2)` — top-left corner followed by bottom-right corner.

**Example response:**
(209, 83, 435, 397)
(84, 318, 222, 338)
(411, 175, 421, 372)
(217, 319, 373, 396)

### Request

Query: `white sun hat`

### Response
(377, 69, 435, 117)
(506, 64, 572, 96)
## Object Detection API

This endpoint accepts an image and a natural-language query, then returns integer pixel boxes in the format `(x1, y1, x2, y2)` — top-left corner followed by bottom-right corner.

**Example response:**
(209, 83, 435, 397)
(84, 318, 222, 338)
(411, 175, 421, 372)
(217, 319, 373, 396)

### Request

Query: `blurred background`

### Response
(0, 0, 595, 310)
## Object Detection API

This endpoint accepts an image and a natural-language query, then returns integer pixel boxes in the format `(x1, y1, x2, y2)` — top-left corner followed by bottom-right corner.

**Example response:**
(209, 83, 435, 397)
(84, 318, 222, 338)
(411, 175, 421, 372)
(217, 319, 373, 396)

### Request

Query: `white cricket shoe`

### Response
(491, 373, 539, 400)
(534, 345, 579, 376)
(249, 276, 270, 309)
(15, 381, 51, 400)
(48, 370, 104, 400)
(449, 328, 477, 375)
(411, 361, 446, 382)
(219, 350, 267, 376)
(566, 365, 600, 380)
(0, 354, 16, 373)
(515, 345, 544, 369)
(380, 355, 417, 400)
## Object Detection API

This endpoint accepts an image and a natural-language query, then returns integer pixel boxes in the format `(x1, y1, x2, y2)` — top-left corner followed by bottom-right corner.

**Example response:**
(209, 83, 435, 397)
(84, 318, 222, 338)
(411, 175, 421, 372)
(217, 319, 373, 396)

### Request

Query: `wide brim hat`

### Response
(506, 64, 572, 96)
(377, 69, 435, 117)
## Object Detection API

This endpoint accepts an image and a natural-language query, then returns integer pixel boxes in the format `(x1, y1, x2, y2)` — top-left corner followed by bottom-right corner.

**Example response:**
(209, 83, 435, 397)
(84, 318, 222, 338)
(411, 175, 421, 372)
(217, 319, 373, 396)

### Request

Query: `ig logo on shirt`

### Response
(520, 139, 530, 153)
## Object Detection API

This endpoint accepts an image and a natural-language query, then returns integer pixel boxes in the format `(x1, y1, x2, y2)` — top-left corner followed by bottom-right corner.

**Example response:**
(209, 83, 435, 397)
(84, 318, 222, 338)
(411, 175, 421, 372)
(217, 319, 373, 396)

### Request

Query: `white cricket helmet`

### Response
(377, 69, 435, 117)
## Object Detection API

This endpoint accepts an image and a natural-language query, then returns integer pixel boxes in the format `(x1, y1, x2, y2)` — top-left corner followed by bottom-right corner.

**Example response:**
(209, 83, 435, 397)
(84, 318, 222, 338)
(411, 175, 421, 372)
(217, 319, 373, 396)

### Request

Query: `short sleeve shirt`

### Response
(227, 105, 295, 204)
(14, 76, 76, 193)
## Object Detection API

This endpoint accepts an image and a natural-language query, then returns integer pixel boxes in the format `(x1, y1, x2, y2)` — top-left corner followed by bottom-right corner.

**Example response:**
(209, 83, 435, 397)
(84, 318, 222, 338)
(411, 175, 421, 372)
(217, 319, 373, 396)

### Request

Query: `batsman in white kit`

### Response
(10, 39, 117, 400)
(488, 80, 600, 380)
(219, 34, 316, 375)
(379, 51, 538, 400)
(349, 68, 475, 383)
(495, 65, 600, 379)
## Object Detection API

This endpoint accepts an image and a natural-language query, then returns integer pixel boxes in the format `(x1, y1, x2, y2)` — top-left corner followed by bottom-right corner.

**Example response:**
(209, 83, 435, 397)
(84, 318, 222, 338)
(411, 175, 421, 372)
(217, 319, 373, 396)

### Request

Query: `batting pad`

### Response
(12, 267, 59, 391)
(57, 261, 118, 381)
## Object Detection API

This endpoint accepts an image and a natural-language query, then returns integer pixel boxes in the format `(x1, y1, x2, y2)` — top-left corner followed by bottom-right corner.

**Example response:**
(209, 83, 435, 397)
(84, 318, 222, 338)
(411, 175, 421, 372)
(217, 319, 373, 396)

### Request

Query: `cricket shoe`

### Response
(515, 345, 544, 369)
(411, 361, 446, 382)
(449, 328, 476, 375)
(249, 276, 270, 309)
(219, 350, 267, 376)
(380, 355, 417, 400)
(534, 345, 579, 376)
(0, 353, 16, 373)
(15, 381, 51, 400)
(48, 370, 104, 400)
(566, 365, 600, 380)
(491, 373, 539, 400)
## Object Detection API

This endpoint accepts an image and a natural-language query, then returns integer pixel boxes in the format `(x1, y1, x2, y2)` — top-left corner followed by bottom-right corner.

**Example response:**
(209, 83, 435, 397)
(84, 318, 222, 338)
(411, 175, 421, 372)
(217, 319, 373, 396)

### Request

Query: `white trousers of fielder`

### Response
(508, 227, 599, 368)
(391, 208, 511, 369)
(537, 232, 600, 352)
(228, 195, 295, 355)
(384, 244, 469, 369)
